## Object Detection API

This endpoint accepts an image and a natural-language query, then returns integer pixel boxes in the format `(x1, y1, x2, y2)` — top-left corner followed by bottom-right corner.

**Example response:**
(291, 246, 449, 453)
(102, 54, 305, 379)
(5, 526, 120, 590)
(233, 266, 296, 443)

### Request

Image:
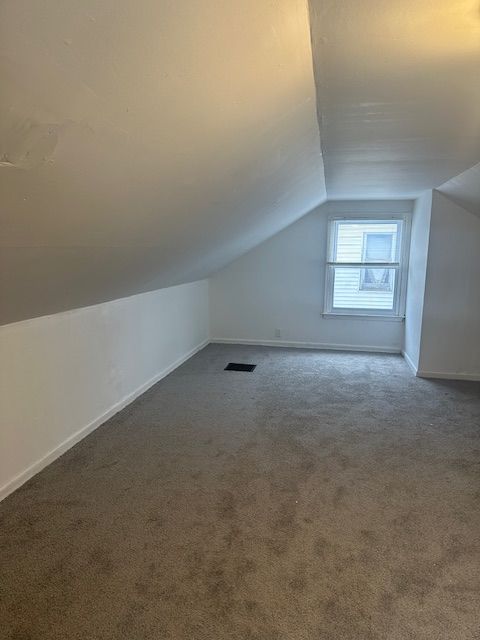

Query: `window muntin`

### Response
(325, 218, 407, 316)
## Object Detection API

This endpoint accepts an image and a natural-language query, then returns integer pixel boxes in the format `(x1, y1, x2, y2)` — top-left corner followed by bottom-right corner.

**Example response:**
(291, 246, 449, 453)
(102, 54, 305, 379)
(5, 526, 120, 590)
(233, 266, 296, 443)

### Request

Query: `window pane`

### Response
(332, 267, 396, 310)
(360, 266, 393, 292)
(364, 233, 393, 262)
(334, 221, 400, 263)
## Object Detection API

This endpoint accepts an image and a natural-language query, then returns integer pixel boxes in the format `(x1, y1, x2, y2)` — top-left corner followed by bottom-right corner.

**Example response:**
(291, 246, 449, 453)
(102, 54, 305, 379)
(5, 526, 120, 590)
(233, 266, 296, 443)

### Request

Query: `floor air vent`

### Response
(224, 362, 256, 372)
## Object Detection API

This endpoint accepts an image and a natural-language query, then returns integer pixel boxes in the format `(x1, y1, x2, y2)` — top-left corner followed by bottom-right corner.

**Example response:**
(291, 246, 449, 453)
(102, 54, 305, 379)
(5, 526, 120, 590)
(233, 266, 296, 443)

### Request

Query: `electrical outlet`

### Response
(274, 328, 281, 338)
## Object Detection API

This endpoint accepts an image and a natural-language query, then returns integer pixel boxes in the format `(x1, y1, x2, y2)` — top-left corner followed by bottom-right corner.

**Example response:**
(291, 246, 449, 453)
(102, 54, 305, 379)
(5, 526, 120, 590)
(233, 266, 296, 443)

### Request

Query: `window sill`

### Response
(322, 313, 405, 322)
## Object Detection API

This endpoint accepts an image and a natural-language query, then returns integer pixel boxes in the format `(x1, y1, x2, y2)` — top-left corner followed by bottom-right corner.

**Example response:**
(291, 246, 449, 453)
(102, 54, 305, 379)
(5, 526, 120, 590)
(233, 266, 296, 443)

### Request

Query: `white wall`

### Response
(210, 201, 413, 353)
(403, 191, 432, 371)
(417, 192, 480, 379)
(0, 280, 209, 500)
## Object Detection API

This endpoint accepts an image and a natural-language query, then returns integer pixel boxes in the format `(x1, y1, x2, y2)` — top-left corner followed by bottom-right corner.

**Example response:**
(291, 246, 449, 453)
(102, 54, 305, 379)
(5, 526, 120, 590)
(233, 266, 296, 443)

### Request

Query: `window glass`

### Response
(326, 218, 405, 315)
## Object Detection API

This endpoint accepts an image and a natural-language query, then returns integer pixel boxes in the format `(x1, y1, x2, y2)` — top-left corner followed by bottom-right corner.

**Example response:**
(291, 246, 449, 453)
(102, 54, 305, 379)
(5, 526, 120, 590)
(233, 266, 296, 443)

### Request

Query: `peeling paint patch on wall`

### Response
(0, 118, 66, 169)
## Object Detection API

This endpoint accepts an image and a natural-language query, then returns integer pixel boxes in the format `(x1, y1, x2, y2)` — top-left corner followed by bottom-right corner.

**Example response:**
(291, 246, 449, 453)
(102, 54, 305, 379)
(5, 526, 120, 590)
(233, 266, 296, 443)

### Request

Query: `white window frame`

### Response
(323, 213, 411, 320)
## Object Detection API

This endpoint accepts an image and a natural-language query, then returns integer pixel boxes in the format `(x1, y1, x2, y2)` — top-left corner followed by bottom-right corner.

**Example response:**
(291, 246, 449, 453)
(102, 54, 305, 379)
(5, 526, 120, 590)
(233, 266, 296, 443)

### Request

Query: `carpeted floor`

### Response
(1, 344, 479, 640)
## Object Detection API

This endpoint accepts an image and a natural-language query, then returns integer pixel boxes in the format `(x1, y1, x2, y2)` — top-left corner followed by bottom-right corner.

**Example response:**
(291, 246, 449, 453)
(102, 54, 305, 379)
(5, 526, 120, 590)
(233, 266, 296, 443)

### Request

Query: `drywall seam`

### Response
(306, 0, 328, 198)
(211, 338, 400, 354)
(0, 338, 209, 502)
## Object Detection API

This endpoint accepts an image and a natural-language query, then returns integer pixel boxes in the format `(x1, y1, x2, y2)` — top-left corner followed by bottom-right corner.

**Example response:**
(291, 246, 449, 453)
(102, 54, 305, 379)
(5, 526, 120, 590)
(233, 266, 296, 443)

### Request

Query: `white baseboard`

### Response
(416, 370, 480, 382)
(0, 338, 209, 503)
(211, 338, 401, 354)
(401, 350, 418, 375)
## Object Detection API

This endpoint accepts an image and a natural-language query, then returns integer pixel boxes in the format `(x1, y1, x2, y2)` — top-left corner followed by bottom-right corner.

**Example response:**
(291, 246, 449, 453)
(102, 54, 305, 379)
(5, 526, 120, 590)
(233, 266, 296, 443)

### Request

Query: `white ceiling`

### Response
(0, 0, 325, 324)
(1, 0, 479, 324)
(309, 0, 480, 199)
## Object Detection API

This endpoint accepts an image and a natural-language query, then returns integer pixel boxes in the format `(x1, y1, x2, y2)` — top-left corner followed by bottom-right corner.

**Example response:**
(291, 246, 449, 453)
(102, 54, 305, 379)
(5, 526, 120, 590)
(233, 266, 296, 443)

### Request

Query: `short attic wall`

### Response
(0, 280, 209, 500)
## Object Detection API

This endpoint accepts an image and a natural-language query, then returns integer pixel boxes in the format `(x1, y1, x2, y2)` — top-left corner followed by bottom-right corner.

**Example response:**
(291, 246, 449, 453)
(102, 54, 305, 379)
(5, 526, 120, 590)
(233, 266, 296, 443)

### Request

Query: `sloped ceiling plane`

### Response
(0, 0, 479, 324)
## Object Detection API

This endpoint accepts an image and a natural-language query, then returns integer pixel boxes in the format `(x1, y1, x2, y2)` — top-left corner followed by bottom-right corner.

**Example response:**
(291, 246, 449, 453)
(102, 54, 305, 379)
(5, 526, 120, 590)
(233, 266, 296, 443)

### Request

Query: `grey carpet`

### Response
(1, 344, 479, 639)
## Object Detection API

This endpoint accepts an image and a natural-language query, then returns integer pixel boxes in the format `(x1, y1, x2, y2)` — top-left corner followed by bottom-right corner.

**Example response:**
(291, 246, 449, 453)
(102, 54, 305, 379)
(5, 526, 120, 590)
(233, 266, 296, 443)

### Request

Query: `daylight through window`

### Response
(324, 218, 408, 317)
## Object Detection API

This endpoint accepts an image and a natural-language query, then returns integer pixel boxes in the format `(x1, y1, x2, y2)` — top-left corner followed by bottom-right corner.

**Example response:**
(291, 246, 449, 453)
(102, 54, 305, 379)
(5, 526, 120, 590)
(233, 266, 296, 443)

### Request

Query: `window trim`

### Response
(323, 213, 411, 319)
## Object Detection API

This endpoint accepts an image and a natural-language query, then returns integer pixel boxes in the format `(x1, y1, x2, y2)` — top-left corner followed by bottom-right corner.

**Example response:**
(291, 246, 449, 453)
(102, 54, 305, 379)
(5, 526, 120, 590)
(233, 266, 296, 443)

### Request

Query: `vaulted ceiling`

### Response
(0, 0, 325, 324)
(1, 0, 479, 324)
(308, 0, 480, 199)
(437, 163, 480, 218)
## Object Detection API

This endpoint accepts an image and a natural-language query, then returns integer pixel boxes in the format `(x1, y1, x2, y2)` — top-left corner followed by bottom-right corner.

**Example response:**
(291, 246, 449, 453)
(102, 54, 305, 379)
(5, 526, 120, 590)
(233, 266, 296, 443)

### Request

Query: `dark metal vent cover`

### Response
(224, 362, 256, 372)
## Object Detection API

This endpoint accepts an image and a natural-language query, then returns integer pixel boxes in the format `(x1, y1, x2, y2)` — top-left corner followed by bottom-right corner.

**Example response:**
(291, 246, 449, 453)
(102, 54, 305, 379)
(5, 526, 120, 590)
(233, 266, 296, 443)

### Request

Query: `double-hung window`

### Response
(324, 217, 410, 318)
